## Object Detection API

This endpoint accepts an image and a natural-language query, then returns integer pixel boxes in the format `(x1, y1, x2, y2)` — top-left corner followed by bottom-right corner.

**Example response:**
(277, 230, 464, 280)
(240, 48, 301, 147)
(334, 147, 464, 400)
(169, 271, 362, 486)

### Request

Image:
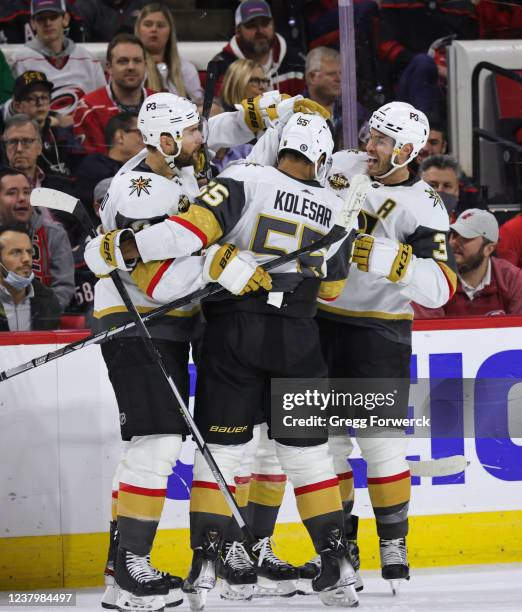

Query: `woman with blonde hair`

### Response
(221, 58, 270, 111)
(213, 58, 270, 172)
(135, 3, 203, 103)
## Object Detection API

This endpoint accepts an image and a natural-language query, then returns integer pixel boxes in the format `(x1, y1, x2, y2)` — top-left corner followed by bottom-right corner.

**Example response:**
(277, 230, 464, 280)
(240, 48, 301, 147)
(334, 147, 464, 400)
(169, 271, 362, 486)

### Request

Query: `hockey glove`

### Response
(203, 243, 272, 295)
(352, 235, 414, 283)
(84, 229, 136, 277)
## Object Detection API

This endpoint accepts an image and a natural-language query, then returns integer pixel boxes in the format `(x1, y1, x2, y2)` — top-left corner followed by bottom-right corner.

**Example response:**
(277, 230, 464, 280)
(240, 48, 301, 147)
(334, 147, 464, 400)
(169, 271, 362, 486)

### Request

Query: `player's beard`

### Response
(176, 147, 200, 168)
(456, 248, 486, 274)
(241, 34, 273, 57)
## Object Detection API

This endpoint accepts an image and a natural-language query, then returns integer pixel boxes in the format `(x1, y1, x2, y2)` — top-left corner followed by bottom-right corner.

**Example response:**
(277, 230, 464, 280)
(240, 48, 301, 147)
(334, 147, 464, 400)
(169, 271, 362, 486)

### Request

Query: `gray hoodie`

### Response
(29, 209, 75, 311)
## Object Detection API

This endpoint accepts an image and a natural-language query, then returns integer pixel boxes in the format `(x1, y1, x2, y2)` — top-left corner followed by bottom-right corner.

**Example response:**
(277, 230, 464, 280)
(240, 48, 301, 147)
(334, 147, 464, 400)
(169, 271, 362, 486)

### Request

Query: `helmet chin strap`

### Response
(373, 145, 410, 180)
(158, 135, 183, 170)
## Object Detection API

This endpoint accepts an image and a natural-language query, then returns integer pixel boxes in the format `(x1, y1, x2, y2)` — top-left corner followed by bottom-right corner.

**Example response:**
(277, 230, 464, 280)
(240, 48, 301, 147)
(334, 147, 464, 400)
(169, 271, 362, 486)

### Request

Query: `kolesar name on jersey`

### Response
(274, 189, 333, 227)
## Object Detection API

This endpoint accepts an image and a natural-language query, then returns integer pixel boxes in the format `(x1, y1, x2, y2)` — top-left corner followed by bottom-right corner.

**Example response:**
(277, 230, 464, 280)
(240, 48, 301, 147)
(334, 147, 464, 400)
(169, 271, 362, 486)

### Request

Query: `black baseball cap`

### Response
(13, 71, 54, 101)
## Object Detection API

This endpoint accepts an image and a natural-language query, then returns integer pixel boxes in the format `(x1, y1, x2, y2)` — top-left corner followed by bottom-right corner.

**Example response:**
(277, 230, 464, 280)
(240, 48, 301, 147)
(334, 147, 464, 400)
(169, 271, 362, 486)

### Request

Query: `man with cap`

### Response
(416, 209, 522, 317)
(1, 71, 79, 176)
(212, 0, 305, 97)
(9, 0, 105, 116)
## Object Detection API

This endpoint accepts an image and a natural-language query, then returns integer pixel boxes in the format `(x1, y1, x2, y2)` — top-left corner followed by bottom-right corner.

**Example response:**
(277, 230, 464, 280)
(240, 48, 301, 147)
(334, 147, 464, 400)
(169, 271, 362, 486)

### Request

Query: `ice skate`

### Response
(250, 537, 298, 597)
(114, 547, 168, 611)
(146, 557, 183, 607)
(218, 541, 257, 601)
(101, 521, 119, 609)
(312, 528, 359, 607)
(296, 554, 320, 595)
(380, 537, 410, 595)
(347, 516, 364, 592)
(182, 530, 221, 611)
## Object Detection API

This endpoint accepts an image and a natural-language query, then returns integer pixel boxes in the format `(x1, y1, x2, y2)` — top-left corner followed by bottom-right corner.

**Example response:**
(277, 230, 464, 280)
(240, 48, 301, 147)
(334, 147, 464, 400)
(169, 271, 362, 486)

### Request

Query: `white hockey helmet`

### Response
(368, 101, 429, 178)
(278, 112, 334, 182)
(138, 92, 200, 167)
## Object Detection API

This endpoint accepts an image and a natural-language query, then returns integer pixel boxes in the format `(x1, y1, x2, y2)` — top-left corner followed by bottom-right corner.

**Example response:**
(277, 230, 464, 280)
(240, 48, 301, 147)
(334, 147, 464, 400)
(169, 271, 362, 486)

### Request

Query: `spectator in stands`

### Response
(377, 0, 478, 115)
(0, 50, 14, 103)
(416, 114, 447, 164)
(73, 33, 151, 154)
(74, 0, 150, 43)
(420, 154, 485, 218)
(304, 46, 368, 149)
(0, 167, 74, 311)
(135, 3, 203, 103)
(476, 0, 522, 39)
(0, 222, 61, 331)
(416, 209, 522, 318)
(0, 0, 85, 44)
(1, 71, 79, 176)
(213, 0, 305, 97)
(9, 0, 106, 116)
(497, 214, 522, 270)
(213, 58, 269, 173)
(66, 177, 110, 322)
(74, 112, 143, 222)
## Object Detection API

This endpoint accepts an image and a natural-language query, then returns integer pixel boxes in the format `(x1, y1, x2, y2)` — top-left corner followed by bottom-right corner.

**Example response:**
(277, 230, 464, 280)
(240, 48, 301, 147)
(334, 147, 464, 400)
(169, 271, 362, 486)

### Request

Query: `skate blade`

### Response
(220, 582, 254, 601)
(116, 590, 165, 611)
(318, 584, 359, 607)
(387, 576, 410, 596)
(164, 588, 183, 607)
(295, 578, 315, 596)
(186, 590, 208, 611)
(254, 577, 297, 598)
(354, 570, 364, 593)
(101, 584, 120, 609)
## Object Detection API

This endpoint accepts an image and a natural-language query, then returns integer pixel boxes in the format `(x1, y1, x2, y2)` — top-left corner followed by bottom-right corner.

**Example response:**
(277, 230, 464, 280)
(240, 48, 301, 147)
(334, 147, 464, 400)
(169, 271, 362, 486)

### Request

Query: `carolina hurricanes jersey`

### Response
(10, 43, 106, 115)
(318, 150, 457, 343)
(92, 160, 202, 340)
(133, 162, 351, 316)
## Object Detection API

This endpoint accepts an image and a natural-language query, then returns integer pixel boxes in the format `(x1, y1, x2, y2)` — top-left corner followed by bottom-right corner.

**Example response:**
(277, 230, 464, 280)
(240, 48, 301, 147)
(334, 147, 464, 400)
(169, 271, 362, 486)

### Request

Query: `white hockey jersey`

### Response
(318, 150, 457, 343)
(133, 162, 351, 317)
(10, 38, 106, 115)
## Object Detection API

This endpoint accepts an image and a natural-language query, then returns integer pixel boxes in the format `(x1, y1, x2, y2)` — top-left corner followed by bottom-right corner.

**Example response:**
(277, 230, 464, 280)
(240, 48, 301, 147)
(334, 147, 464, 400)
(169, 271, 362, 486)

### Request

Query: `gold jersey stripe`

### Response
(368, 478, 411, 507)
(317, 303, 414, 321)
(94, 304, 200, 319)
(190, 487, 233, 517)
(339, 477, 354, 503)
(177, 204, 223, 246)
(295, 486, 342, 521)
(234, 481, 251, 508)
(117, 490, 165, 522)
(249, 480, 287, 507)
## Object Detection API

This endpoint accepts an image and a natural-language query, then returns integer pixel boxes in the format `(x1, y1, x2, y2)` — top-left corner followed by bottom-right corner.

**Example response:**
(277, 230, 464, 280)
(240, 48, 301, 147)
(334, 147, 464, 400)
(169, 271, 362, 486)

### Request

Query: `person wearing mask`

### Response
(0, 222, 61, 331)
(135, 3, 203, 103)
(9, 0, 106, 116)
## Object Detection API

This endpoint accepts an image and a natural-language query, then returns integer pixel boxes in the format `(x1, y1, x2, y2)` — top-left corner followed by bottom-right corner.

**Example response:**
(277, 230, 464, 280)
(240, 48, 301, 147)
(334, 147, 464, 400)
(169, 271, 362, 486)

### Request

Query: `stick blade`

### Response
(408, 455, 468, 477)
(31, 187, 79, 214)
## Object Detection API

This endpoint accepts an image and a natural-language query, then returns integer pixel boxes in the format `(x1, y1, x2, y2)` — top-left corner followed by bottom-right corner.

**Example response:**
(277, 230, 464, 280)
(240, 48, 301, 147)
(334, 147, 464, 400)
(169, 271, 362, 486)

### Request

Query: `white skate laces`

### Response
(224, 542, 254, 571)
(125, 551, 161, 584)
(251, 537, 281, 567)
(380, 538, 408, 566)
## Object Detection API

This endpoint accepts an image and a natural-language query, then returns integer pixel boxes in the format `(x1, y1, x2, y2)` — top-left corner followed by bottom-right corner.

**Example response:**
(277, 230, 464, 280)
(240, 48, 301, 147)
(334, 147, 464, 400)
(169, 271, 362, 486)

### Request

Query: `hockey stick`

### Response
(407, 455, 468, 477)
(1, 178, 368, 383)
(200, 59, 219, 181)
(29, 188, 257, 543)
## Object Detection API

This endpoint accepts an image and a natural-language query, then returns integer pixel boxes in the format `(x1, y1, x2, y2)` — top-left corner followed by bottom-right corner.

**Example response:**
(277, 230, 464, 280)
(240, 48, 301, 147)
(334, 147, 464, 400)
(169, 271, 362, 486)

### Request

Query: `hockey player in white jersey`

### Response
(317, 102, 458, 591)
(87, 113, 361, 608)
(90, 91, 327, 612)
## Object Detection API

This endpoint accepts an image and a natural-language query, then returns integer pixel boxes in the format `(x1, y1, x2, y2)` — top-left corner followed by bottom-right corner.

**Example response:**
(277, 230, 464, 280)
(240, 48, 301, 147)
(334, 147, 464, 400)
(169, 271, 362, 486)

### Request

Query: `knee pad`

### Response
(327, 436, 355, 475)
(120, 434, 183, 489)
(275, 442, 335, 489)
(356, 433, 408, 478)
(193, 443, 244, 488)
(252, 423, 284, 476)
